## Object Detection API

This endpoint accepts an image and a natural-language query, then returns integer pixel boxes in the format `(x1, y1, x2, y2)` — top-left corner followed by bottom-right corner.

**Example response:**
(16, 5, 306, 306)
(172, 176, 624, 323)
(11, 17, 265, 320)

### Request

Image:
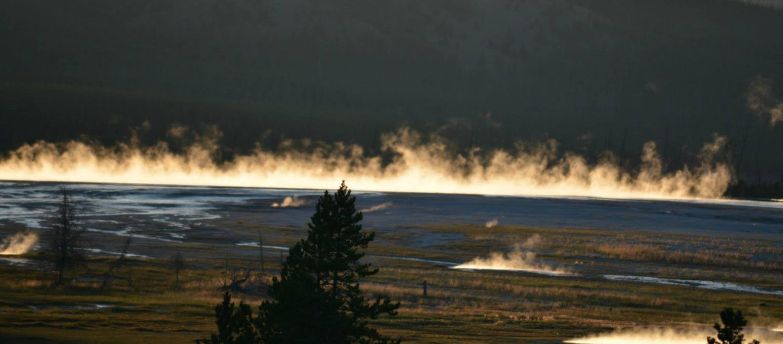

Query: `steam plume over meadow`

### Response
(565, 327, 783, 344)
(747, 76, 783, 126)
(452, 235, 574, 276)
(271, 196, 308, 208)
(484, 219, 499, 228)
(361, 202, 393, 213)
(0, 128, 732, 200)
(0, 232, 38, 256)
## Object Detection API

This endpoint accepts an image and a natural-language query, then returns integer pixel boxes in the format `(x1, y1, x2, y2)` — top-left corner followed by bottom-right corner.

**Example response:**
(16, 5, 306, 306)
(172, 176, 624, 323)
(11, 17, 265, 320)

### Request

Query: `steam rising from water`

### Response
(361, 202, 393, 213)
(566, 327, 783, 344)
(0, 232, 38, 255)
(452, 235, 574, 276)
(0, 128, 731, 200)
(271, 196, 307, 208)
(735, 0, 783, 10)
(747, 76, 783, 126)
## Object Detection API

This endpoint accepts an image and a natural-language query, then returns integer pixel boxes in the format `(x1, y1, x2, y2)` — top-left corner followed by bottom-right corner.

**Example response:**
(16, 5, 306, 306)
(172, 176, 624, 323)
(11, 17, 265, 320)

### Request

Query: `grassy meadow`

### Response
(1, 219, 782, 343)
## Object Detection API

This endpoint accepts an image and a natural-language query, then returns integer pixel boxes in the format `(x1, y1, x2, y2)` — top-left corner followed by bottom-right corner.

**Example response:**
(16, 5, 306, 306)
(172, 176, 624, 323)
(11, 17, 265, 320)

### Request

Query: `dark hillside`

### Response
(1, 0, 782, 178)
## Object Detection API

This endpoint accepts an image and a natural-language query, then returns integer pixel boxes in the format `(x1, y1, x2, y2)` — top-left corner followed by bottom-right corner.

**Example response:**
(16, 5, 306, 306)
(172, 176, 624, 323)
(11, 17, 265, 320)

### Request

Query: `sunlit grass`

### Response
(1, 223, 782, 343)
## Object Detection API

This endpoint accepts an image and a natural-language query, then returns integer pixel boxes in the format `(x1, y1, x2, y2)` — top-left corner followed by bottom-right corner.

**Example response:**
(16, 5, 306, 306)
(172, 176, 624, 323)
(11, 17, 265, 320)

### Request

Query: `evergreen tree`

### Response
(202, 292, 258, 344)
(707, 308, 760, 344)
(200, 182, 399, 344)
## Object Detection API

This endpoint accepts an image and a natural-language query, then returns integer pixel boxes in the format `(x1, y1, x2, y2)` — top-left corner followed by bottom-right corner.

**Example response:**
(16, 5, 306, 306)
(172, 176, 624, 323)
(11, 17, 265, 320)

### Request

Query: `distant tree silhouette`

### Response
(200, 182, 399, 344)
(707, 308, 760, 344)
(51, 188, 85, 286)
(101, 236, 133, 290)
(222, 265, 251, 292)
(171, 250, 185, 290)
(257, 230, 265, 274)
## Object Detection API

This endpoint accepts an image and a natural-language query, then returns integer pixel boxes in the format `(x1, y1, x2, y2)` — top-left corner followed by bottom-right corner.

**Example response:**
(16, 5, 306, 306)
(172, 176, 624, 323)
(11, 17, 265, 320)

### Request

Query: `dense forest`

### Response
(1, 0, 782, 184)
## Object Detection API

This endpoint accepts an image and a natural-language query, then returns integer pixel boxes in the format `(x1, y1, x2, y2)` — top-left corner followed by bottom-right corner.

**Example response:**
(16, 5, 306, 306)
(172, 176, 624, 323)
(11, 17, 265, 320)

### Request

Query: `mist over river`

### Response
(2, 181, 782, 243)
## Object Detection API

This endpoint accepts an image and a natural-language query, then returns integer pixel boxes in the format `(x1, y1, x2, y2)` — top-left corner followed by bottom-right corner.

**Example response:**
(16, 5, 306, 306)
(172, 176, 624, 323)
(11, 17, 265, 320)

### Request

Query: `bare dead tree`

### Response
(221, 265, 251, 292)
(51, 187, 85, 286)
(171, 250, 185, 289)
(101, 236, 133, 290)
(257, 230, 265, 274)
(226, 266, 251, 292)
(219, 247, 253, 292)
(221, 250, 229, 289)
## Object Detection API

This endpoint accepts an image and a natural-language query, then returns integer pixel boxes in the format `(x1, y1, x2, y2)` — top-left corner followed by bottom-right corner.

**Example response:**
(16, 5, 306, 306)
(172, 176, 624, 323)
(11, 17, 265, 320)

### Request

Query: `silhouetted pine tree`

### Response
(200, 182, 399, 344)
(202, 292, 258, 344)
(707, 308, 760, 344)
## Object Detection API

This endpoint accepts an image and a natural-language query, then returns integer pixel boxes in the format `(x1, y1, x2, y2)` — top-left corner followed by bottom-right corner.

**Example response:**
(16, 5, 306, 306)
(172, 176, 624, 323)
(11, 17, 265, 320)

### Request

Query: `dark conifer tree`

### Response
(200, 182, 399, 344)
(200, 292, 258, 344)
(707, 308, 760, 344)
